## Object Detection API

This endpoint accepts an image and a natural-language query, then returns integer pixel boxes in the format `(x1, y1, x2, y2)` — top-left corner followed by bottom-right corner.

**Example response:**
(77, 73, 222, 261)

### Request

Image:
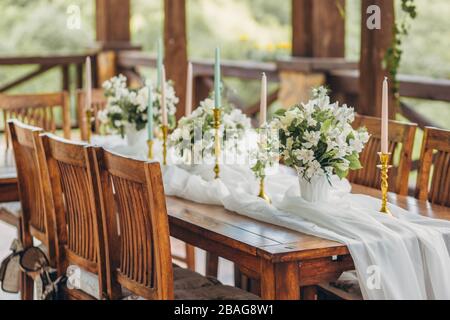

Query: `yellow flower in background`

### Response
(276, 42, 292, 50)
(265, 43, 275, 52)
(239, 34, 249, 42)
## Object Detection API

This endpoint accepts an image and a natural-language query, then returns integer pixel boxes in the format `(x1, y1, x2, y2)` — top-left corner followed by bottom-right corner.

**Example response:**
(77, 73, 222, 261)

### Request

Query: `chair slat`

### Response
(416, 127, 450, 207)
(349, 114, 417, 195)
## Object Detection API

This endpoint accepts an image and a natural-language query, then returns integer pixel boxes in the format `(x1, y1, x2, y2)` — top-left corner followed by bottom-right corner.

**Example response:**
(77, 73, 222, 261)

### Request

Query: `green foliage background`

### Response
(0, 0, 449, 128)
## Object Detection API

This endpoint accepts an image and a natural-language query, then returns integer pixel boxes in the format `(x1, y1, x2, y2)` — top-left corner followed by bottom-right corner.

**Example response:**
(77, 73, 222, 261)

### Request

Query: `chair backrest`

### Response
(416, 127, 450, 207)
(76, 89, 107, 141)
(37, 133, 107, 298)
(1, 92, 71, 150)
(94, 149, 174, 300)
(7, 120, 56, 263)
(348, 114, 417, 195)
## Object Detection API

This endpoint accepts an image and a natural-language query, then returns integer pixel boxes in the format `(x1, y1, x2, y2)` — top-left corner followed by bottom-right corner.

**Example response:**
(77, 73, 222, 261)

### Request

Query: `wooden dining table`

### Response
(2, 156, 450, 300)
(168, 184, 450, 300)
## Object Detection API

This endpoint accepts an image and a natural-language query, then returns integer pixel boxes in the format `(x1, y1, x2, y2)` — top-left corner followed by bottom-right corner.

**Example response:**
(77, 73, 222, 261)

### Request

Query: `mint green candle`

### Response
(214, 47, 221, 108)
(147, 83, 154, 140)
(157, 38, 163, 88)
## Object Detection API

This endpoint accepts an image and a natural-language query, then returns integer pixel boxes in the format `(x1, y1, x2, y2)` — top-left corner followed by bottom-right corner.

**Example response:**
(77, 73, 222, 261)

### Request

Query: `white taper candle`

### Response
(260, 73, 267, 126)
(185, 62, 193, 116)
(161, 66, 168, 126)
(85, 57, 92, 111)
(381, 77, 389, 154)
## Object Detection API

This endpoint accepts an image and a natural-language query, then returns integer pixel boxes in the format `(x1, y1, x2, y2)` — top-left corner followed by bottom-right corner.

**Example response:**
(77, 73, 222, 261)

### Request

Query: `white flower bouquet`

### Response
(170, 97, 252, 162)
(272, 87, 369, 182)
(98, 75, 178, 137)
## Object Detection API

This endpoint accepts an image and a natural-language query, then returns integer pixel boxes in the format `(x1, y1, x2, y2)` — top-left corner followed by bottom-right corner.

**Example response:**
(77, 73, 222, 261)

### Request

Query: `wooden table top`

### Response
(166, 184, 450, 263)
(2, 154, 450, 262)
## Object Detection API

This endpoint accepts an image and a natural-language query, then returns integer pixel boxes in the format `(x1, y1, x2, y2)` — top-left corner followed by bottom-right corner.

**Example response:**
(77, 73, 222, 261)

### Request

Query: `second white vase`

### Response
(298, 174, 331, 203)
(124, 125, 146, 146)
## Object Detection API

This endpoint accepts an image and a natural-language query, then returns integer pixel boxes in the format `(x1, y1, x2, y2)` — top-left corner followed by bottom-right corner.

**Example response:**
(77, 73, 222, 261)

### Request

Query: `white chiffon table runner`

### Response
(92, 135, 450, 300)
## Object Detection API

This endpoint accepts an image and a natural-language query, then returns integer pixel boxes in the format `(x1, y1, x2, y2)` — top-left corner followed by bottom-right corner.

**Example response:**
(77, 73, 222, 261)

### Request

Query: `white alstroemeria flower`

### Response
(303, 131, 321, 148)
(295, 149, 315, 164)
(359, 130, 370, 144)
(286, 137, 294, 150)
(282, 109, 299, 126)
(97, 110, 109, 123)
(199, 98, 215, 111)
(305, 160, 323, 179)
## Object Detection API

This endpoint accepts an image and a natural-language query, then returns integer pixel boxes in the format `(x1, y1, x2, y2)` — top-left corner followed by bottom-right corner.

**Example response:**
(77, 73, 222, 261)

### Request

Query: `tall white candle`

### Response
(185, 62, 193, 116)
(260, 73, 267, 126)
(161, 66, 168, 126)
(381, 77, 389, 154)
(85, 57, 92, 111)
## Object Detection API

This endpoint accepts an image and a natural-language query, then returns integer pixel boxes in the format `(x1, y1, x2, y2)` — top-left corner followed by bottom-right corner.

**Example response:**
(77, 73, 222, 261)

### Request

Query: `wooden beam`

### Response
(96, 0, 131, 49)
(164, 0, 188, 120)
(292, 0, 345, 57)
(359, 0, 396, 118)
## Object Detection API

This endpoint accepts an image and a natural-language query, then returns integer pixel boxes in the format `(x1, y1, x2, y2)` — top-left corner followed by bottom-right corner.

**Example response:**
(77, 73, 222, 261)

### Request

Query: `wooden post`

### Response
(359, 0, 396, 118)
(292, 0, 345, 57)
(164, 0, 188, 120)
(96, 0, 131, 50)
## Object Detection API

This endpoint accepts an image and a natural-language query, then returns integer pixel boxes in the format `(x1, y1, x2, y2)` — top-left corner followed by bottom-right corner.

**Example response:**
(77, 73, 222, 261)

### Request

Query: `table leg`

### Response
(185, 244, 196, 271)
(205, 252, 219, 278)
(260, 259, 300, 300)
(301, 286, 318, 300)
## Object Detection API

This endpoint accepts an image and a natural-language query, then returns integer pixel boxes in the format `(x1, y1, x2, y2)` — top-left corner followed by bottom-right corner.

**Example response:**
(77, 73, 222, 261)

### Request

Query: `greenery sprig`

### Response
(384, 0, 417, 95)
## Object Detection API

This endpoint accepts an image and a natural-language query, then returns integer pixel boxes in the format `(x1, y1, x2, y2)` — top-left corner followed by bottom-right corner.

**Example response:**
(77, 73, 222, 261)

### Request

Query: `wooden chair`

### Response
(76, 89, 107, 141)
(94, 149, 174, 299)
(94, 149, 259, 300)
(76, 88, 196, 270)
(37, 133, 108, 300)
(1, 92, 71, 150)
(416, 127, 450, 207)
(7, 120, 58, 300)
(348, 114, 417, 195)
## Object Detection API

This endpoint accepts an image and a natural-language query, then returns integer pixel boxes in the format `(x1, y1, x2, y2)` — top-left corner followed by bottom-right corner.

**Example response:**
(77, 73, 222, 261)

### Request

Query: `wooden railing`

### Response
(0, 53, 98, 93)
(1, 50, 449, 129)
(328, 70, 450, 128)
(0, 52, 99, 131)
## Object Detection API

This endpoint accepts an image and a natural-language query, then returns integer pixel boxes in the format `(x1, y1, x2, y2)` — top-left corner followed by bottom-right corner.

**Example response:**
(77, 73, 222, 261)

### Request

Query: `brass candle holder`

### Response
(258, 177, 271, 204)
(85, 109, 93, 143)
(147, 139, 154, 160)
(162, 125, 168, 165)
(213, 108, 221, 179)
(377, 152, 392, 215)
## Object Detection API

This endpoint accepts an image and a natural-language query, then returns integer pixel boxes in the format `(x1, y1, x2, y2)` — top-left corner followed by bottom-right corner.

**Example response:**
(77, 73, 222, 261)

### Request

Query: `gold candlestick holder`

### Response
(85, 109, 93, 143)
(258, 177, 271, 204)
(213, 108, 221, 179)
(162, 125, 168, 165)
(377, 152, 392, 215)
(147, 139, 154, 160)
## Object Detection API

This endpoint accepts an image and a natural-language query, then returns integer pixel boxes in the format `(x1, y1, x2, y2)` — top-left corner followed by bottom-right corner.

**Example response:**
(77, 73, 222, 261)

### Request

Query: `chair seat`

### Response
(122, 265, 260, 300)
(0, 201, 21, 226)
(174, 284, 260, 300)
(67, 264, 223, 300)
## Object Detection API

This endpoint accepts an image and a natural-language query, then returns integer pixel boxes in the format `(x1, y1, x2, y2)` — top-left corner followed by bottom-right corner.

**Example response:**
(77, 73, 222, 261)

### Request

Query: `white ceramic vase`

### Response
(124, 124, 146, 146)
(298, 174, 331, 203)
